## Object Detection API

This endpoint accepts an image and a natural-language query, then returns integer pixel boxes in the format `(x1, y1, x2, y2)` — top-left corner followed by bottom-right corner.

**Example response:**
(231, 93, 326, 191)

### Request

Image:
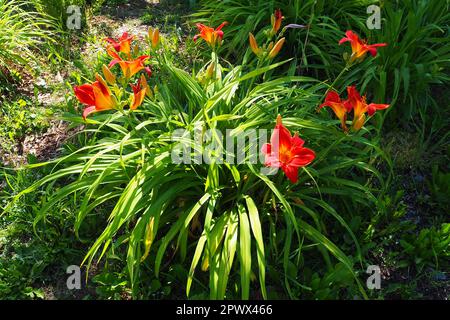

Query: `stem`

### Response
(318, 61, 353, 105)
(248, 58, 262, 93)
(327, 64, 350, 93)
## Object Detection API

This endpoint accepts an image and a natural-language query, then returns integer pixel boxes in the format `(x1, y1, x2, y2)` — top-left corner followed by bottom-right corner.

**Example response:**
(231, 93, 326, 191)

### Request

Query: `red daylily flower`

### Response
(107, 46, 150, 79)
(346, 86, 389, 131)
(319, 90, 352, 132)
(74, 74, 117, 119)
(262, 115, 316, 183)
(105, 32, 134, 57)
(193, 22, 228, 47)
(339, 30, 387, 61)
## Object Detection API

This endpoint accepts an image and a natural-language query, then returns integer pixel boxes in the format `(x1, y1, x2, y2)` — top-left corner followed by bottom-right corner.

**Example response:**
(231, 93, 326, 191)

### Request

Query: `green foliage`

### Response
(0, 0, 59, 81)
(399, 223, 450, 273)
(0, 99, 52, 152)
(362, 0, 450, 124)
(0, 168, 89, 299)
(427, 165, 450, 211)
(194, 0, 450, 125)
(32, 0, 87, 28)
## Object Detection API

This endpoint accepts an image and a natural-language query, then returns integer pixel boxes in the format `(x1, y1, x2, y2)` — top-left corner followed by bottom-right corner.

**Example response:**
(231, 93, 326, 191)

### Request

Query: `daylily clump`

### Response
(320, 86, 390, 132)
(339, 30, 387, 62)
(74, 31, 155, 119)
(262, 115, 316, 183)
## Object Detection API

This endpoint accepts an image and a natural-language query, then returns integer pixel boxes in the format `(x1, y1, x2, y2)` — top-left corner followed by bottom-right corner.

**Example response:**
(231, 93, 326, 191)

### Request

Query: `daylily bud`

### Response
(132, 45, 139, 58)
(206, 61, 215, 80)
(139, 74, 153, 99)
(148, 27, 154, 41)
(268, 37, 285, 58)
(102, 64, 116, 85)
(249, 33, 262, 56)
(111, 94, 120, 108)
(95, 73, 109, 89)
(197, 72, 206, 85)
(276, 114, 282, 125)
(152, 28, 160, 49)
(271, 9, 283, 34)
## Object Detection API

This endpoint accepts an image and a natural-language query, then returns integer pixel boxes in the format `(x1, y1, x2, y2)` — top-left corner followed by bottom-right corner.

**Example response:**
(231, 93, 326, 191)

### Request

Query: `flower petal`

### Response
(320, 91, 341, 106)
(291, 133, 305, 149)
(130, 88, 146, 110)
(82, 105, 97, 120)
(261, 143, 271, 155)
(265, 155, 282, 168)
(367, 103, 389, 116)
(215, 21, 228, 31)
(74, 84, 95, 106)
(290, 147, 316, 167)
(282, 165, 299, 183)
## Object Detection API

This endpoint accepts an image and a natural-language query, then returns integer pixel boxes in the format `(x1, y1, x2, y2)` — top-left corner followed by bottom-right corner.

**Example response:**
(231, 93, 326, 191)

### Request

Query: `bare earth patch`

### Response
(0, 121, 83, 167)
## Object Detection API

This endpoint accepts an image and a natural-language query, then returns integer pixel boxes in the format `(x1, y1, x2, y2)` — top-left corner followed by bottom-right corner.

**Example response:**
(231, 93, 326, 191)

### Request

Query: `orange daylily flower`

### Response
(105, 32, 134, 57)
(130, 75, 147, 110)
(262, 115, 316, 183)
(107, 46, 150, 79)
(339, 30, 387, 61)
(74, 74, 117, 119)
(346, 86, 389, 131)
(319, 90, 352, 132)
(271, 9, 284, 34)
(193, 22, 228, 47)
